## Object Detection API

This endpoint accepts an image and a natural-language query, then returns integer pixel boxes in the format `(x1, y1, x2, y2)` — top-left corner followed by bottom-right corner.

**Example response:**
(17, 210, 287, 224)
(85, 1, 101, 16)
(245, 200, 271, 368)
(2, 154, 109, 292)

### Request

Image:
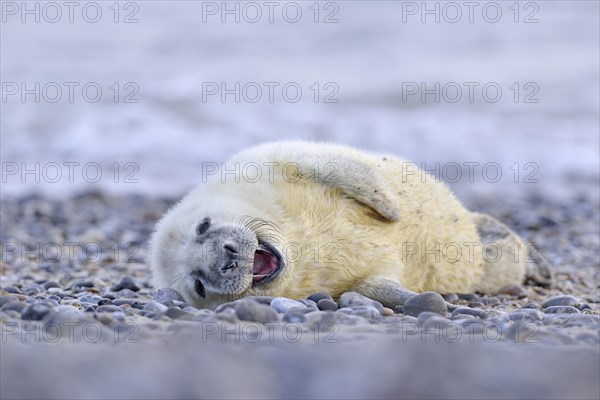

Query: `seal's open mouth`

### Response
(252, 241, 282, 285)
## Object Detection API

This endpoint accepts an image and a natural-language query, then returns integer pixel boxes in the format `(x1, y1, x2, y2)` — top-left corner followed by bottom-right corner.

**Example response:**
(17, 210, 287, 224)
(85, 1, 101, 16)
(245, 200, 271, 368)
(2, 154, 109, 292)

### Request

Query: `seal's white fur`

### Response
(151, 141, 531, 306)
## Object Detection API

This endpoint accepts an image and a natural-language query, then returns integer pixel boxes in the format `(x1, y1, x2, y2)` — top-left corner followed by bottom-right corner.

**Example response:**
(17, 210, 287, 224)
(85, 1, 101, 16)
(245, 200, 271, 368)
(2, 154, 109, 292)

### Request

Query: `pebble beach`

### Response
(1, 191, 598, 399)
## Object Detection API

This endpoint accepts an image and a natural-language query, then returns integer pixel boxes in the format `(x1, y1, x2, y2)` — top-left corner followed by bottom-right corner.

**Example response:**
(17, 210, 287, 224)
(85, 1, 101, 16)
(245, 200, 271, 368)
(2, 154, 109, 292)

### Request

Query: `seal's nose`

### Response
(223, 242, 239, 254)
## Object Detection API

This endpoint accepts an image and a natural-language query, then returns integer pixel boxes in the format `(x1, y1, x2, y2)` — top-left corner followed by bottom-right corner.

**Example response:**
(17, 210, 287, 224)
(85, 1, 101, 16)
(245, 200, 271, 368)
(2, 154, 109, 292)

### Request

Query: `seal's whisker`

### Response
(167, 232, 185, 246)
(174, 218, 189, 241)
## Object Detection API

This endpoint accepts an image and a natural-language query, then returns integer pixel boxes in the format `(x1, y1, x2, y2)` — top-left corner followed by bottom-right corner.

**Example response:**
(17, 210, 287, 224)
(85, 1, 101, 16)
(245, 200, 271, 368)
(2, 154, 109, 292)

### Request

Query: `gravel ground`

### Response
(1, 192, 599, 399)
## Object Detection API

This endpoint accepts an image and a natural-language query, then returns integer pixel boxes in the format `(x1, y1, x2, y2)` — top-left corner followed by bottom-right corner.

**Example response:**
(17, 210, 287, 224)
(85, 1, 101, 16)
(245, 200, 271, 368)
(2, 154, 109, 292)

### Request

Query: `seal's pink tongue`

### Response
(253, 249, 277, 283)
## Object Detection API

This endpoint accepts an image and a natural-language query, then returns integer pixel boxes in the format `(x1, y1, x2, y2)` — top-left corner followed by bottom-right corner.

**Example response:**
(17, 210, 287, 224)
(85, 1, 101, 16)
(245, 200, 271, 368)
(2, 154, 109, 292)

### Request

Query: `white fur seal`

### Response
(150, 141, 552, 309)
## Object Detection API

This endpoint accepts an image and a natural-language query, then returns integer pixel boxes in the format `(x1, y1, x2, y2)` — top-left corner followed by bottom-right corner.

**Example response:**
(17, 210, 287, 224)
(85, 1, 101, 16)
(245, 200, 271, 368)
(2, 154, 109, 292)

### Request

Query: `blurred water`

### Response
(1, 1, 598, 200)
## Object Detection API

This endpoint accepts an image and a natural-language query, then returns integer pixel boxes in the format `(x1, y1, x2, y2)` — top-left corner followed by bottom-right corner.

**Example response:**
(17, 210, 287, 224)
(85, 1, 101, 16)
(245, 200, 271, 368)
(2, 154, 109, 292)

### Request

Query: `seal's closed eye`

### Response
(196, 217, 211, 236)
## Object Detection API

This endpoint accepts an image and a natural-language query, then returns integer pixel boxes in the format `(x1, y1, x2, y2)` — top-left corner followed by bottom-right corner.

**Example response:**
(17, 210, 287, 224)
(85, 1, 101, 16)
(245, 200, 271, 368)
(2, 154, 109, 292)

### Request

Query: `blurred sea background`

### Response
(1, 1, 599, 202)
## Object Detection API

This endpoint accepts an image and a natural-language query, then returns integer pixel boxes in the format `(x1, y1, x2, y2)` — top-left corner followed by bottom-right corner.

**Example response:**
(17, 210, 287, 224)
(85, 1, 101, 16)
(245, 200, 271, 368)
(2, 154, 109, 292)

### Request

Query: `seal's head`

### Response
(150, 195, 289, 309)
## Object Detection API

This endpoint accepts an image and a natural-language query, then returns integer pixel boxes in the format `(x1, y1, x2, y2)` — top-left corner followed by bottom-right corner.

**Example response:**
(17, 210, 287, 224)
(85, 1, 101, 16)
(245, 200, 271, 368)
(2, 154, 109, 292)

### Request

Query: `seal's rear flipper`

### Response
(524, 245, 553, 287)
(471, 212, 553, 292)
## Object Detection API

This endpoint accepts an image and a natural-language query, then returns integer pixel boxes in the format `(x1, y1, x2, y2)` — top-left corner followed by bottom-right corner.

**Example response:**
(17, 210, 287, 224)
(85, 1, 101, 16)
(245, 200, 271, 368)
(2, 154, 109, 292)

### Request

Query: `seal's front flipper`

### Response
(353, 277, 415, 308)
(297, 153, 400, 222)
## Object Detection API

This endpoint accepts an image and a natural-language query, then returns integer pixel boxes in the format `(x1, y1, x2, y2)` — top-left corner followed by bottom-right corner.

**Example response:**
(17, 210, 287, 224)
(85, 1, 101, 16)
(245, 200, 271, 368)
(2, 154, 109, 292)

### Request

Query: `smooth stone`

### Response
(498, 284, 526, 297)
(317, 299, 338, 311)
(21, 303, 53, 321)
(542, 295, 578, 309)
(307, 292, 333, 303)
(96, 305, 123, 313)
(442, 293, 459, 303)
(480, 298, 501, 306)
(1, 301, 26, 313)
(382, 307, 395, 317)
(339, 292, 384, 314)
(154, 288, 185, 305)
(165, 307, 190, 320)
(115, 289, 138, 298)
(403, 292, 447, 317)
(348, 305, 381, 319)
(457, 293, 480, 302)
(282, 309, 312, 323)
(214, 301, 239, 313)
(417, 311, 447, 325)
(43, 281, 61, 289)
(297, 299, 319, 310)
(143, 301, 169, 314)
(110, 275, 140, 292)
(509, 309, 544, 322)
(0, 296, 16, 307)
(216, 308, 238, 323)
(282, 308, 306, 324)
(393, 306, 403, 314)
(78, 294, 104, 304)
(577, 303, 592, 311)
(71, 280, 94, 288)
(544, 306, 581, 314)
(521, 302, 540, 309)
(182, 306, 202, 314)
(270, 297, 306, 313)
(468, 302, 485, 308)
(3, 286, 22, 294)
(452, 307, 488, 319)
(234, 299, 278, 323)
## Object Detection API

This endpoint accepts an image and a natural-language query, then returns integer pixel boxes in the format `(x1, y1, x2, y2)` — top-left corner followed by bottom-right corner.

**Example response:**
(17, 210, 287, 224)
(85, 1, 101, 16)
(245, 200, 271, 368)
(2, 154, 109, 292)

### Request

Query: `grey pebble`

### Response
(498, 284, 526, 297)
(339, 292, 384, 314)
(403, 292, 447, 317)
(115, 289, 139, 298)
(452, 307, 488, 319)
(71, 279, 94, 289)
(42, 281, 61, 290)
(0, 296, 16, 307)
(96, 305, 123, 313)
(283, 309, 311, 323)
(3, 286, 22, 294)
(544, 306, 581, 314)
(234, 299, 279, 323)
(2, 301, 27, 313)
(214, 301, 238, 313)
(317, 299, 338, 311)
(78, 294, 104, 304)
(442, 293, 459, 303)
(21, 303, 53, 321)
(154, 288, 186, 305)
(307, 292, 333, 303)
(270, 297, 306, 313)
(509, 309, 544, 323)
(457, 293, 480, 302)
(480, 298, 500, 306)
(165, 307, 191, 320)
(348, 305, 381, 319)
(297, 299, 319, 310)
(110, 275, 140, 292)
(542, 295, 579, 309)
(216, 308, 238, 323)
(144, 301, 169, 314)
